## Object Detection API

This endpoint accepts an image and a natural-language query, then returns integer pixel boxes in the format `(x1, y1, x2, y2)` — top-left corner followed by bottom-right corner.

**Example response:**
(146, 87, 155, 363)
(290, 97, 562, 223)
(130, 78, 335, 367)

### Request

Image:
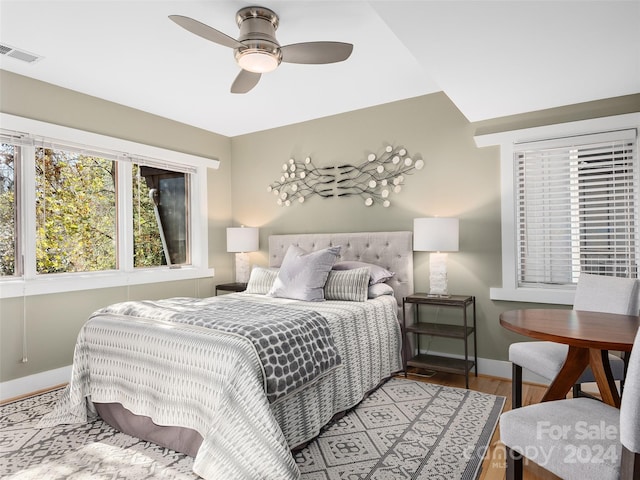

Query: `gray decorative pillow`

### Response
(268, 245, 341, 301)
(324, 267, 369, 302)
(332, 261, 395, 285)
(368, 283, 395, 298)
(245, 266, 279, 294)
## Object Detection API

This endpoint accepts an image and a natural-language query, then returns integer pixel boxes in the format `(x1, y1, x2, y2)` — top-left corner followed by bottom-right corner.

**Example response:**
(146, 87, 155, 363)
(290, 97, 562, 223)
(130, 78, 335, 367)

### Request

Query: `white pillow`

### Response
(245, 266, 279, 294)
(268, 245, 341, 301)
(368, 283, 395, 298)
(324, 267, 369, 302)
(332, 261, 395, 285)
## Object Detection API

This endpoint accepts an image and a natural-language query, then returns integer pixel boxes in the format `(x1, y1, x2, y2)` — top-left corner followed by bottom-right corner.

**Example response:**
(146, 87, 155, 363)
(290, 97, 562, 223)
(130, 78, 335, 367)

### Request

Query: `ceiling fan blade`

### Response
(281, 42, 353, 65)
(169, 15, 243, 49)
(231, 70, 261, 94)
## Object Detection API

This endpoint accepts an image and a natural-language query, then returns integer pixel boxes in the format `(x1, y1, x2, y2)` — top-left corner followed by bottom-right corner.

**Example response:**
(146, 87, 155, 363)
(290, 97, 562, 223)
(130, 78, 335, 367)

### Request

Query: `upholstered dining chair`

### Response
(509, 273, 639, 409)
(500, 326, 640, 480)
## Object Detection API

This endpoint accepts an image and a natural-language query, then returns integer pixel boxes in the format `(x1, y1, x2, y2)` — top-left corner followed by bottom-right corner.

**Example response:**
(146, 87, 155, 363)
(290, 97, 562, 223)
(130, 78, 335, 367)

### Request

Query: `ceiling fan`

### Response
(169, 6, 354, 94)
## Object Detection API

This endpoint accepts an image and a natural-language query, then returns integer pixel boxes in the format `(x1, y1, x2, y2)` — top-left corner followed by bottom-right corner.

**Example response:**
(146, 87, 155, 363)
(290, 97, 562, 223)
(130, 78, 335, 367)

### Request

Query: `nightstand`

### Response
(215, 282, 247, 295)
(402, 293, 477, 388)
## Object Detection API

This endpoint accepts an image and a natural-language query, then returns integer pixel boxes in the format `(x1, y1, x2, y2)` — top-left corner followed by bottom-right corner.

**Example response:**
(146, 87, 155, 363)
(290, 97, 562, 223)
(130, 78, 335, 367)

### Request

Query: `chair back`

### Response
(620, 327, 640, 454)
(573, 273, 639, 315)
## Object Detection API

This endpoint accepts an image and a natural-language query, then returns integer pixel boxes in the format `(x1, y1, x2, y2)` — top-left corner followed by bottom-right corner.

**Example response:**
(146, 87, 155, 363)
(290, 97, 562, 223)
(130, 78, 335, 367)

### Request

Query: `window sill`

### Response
(490, 287, 574, 305)
(0, 266, 215, 299)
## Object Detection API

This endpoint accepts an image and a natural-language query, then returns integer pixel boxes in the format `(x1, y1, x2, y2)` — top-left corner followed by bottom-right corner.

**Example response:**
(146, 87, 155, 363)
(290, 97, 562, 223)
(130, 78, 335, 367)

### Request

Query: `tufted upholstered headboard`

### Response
(268, 231, 413, 308)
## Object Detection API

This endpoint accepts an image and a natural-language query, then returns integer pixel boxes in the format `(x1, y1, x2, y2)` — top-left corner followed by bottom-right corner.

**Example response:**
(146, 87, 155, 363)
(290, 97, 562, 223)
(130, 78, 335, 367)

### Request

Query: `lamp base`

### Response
(234, 252, 251, 283)
(429, 252, 449, 296)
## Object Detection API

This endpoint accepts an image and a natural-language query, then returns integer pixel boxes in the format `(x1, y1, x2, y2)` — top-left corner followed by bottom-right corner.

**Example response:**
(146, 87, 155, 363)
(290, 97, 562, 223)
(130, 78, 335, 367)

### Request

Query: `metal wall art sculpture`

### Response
(267, 145, 424, 207)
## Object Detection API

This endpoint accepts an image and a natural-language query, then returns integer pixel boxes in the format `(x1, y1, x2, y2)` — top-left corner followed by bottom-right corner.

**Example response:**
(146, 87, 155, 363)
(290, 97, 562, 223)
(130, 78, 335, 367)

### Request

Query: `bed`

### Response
(39, 231, 413, 480)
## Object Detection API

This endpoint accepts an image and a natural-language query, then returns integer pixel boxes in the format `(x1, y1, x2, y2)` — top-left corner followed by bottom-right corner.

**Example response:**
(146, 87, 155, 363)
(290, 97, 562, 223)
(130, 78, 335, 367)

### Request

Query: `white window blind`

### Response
(515, 128, 638, 287)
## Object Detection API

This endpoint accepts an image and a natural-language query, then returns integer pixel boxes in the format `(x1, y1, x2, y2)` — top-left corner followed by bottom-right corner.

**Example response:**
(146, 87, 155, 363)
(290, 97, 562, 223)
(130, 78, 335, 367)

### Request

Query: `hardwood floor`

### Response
(403, 369, 563, 480)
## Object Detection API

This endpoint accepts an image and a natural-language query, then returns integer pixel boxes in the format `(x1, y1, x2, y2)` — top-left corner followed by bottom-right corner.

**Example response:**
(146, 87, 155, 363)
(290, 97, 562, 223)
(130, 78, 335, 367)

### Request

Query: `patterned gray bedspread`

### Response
(95, 296, 341, 403)
(38, 293, 402, 480)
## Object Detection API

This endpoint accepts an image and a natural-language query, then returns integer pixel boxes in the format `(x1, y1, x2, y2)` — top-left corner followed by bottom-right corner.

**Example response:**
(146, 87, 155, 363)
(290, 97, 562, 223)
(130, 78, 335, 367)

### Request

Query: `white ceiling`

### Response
(1, 1, 638, 137)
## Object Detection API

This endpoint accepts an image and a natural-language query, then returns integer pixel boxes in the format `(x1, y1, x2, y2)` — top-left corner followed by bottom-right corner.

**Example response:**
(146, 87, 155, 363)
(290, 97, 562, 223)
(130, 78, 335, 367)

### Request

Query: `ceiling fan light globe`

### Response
(237, 50, 279, 73)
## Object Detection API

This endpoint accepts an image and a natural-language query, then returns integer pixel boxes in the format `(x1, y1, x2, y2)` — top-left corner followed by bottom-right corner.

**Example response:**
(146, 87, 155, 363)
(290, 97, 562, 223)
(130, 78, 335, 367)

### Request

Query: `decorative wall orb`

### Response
(393, 177, 401, 185)
(285, 200, 291, 206)
(386, 145, 393, 153)
(289, 158, 295, 164)
(376, 165, 384, 173)
(291, 184, 298, 192)
(368, 153, 376, 162)
(394, 185, 402, 193)
(399, 148, 407, 156)
(305, 157, 311, 164)
(381, 179, 388, 186)
(280, 192, 287, 200)
(381, 189, 389, 198)
(392, 155, 400, 164)
(277, 199, 282, 205)
(298, 197, 305, 203)
(267, 185, 272, 192)
(300, 172, 306, 179)
(282, 164, 288, 171)
(415, 159, 425, 170)
(404, 158, 412, 166)
(273, 189, 279, 195)
(282, 174, 287, 181)
(290, 164, 296, 171)
(365, 198, 373, 206)
(383, 200, 390, 208)
(368, 180, 377, 188)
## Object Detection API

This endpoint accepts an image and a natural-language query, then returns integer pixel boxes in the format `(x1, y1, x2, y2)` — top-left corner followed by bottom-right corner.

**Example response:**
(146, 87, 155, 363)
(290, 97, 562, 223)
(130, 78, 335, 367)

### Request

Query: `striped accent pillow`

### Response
(245, 267, 279, 294)
(324, 267, 369, 302)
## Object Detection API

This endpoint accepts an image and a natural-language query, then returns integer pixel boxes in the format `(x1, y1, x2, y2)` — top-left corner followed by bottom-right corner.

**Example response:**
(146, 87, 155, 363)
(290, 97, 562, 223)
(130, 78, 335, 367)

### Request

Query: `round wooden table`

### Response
(500, 308, 640, 408)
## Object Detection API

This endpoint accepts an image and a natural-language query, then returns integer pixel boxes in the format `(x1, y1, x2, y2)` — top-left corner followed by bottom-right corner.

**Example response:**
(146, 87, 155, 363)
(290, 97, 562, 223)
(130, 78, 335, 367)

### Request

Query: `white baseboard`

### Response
(1, 353, 553, 402)
(1, 366, 71, 401)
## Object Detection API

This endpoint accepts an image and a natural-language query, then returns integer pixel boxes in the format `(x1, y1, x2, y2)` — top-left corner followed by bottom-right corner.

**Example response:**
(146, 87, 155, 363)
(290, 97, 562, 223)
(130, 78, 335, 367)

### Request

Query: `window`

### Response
(0, 113, 217, 298)
(0, 142, 18, 277)
(475, 113, 640, 304)
(516, 130, 637, 285)
(133, 164, 190, 268)
(35, 146, 117, 274)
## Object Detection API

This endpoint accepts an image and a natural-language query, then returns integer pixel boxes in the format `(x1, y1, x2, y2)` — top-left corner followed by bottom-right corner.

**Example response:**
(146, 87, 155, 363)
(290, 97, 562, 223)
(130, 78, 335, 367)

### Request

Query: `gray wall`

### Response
(230, 91, 640, 364)
(1, 68, 639, 385)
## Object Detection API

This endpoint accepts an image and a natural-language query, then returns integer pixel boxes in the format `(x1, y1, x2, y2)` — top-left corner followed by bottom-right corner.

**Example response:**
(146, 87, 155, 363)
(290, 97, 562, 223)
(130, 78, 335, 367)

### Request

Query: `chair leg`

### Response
(573, 383, 582, 398)
(512, 363, 522, 409)
(620, 446, 640, 480)
(621, 350, 629, 395)
(506, 447, 524, 480)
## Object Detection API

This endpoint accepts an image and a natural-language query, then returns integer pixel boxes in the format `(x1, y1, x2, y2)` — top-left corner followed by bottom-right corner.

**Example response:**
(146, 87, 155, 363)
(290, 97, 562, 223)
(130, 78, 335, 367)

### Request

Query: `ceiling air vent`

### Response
(0, 43, 43, 64)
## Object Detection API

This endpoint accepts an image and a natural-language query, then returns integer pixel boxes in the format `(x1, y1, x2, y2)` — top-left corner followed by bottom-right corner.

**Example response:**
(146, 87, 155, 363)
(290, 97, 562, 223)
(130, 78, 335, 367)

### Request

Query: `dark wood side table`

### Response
(402, 293, 477, 388)
(215, 282, 247, 295)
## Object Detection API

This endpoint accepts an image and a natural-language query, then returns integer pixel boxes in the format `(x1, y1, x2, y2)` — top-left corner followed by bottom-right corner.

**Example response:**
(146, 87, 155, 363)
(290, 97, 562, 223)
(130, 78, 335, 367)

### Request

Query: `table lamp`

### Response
(413, 217, 459, 296)
(226, 226, 259, 283)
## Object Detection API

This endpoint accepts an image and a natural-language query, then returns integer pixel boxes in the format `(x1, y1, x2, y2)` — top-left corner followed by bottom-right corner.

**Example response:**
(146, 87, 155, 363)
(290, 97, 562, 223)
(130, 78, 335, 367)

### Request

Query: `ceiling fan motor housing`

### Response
(234, 6, 282, 72)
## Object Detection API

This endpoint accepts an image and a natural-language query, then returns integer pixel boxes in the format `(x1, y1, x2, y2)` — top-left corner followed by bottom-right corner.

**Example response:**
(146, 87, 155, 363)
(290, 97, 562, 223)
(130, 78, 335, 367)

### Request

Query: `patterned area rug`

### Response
(0, 377, 504, 479)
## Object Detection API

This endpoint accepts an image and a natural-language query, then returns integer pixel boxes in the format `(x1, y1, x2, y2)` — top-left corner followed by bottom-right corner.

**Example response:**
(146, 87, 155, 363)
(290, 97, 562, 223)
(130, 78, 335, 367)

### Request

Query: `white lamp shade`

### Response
(413, 218, 459, 252)
(226, 227, 259, 253)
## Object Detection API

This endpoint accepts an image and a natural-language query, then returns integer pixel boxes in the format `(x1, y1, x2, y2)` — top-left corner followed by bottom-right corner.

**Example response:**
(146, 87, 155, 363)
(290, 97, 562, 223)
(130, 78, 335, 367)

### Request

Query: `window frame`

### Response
(475, 113, 640, 305)
(0, 113, 218, 299)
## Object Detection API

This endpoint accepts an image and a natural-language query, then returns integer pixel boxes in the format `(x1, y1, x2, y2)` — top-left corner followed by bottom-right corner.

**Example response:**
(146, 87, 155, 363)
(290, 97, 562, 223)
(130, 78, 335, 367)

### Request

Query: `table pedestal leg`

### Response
(588, 348, 620, 408)
(541, 346, 621, 408)
(542, 346, 589, 402)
